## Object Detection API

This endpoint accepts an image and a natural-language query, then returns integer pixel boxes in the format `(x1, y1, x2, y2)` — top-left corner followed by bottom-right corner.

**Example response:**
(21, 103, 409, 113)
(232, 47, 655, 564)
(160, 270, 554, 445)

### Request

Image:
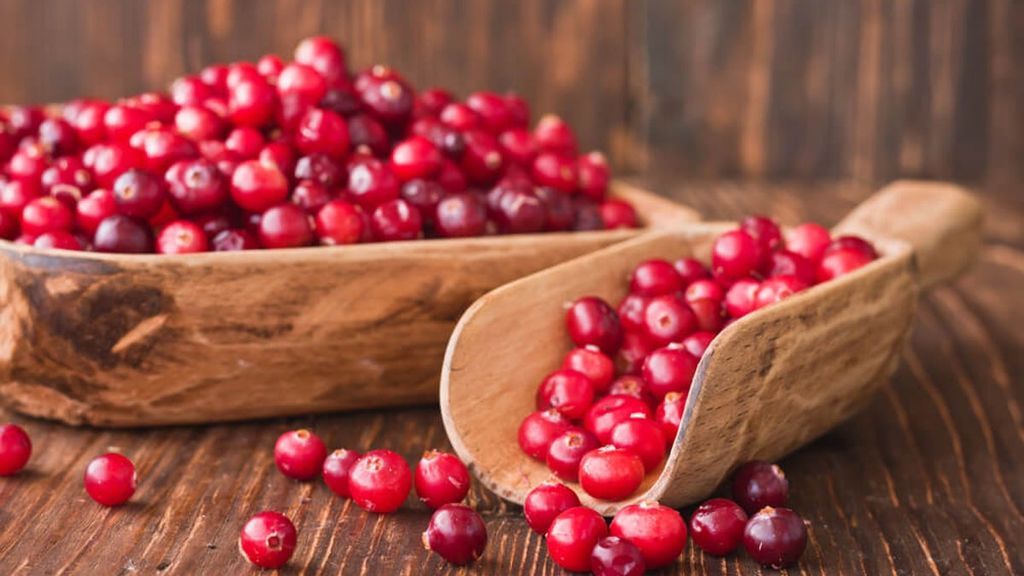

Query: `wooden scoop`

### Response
(440, 180, 982, 515)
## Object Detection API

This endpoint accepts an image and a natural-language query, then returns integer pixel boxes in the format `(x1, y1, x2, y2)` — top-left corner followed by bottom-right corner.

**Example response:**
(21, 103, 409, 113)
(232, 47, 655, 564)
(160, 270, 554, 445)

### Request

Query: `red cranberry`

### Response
(423, 503, 488, 565)
(765, 249, 816, 285)
(642, 346, 697, 400)
(460, 130, 505, 186)
(391, 136, 443, 182)
(227, 62, 262, 89)
(518, 409, 573, 460)
(133, 92, 177, 123)
(579, 446, 645, 500)
(591, 536, 646, 576)
(585, 395, 653, 445)
(295, 153, 343, 188)
(258, 142, 296, 175)
(732, 461, 790, 514)
(231, 160, 288, 213)
(260, 204, 314, 249)
(314, 200, 363, 245)
(537, 369, 596, 420)
(356, 67, 414, 126)
(531, 152, 577, 194)
(174, 106, 224, 142)
(817, 247, 873, 282)
(785, 222, 831, 262)
(291, 180, 333, 213)
(93, 215, 154, 253)
(69, 100, 110, 146)
(536, 185, 574, 231)
(609, 501, 686, 569)
(348, 114, 390, 158)
(83, 452, 137, 506)
(577, 152, 610, 201)
(200, 64, 229, 91)
(642, 294, 697, 346)
(348, 157, 400, 208)
(504, 92, 530, 127)
(630, 259, 683, 296)
(323, 448, 361, 498)
(674, 257, 710, 286)
(223, 127, 264, 160)
(434, 192, 486, 238)
(712, 229, 761, 281)
(370, 198, 422, 241)
(228, 77, 276, 127)
(437, 160, 467, 193)
(688, 298, 724, 332)
(415, 450, 470, 509)
(6, 142, 48, 184)
(566, 296, 623, 354)
(689, 498, 748, 556)
(41, 157, 92, 195)
(492, 186, 546, 234)
(825, 234, 878, 259)
(255, 54, 284, 79)
(610, 418, 666, 472)
(88, 142, 146, 189)
(37, 118, 78, 157)
(534, 115, 577, 156)
(103, 104, 151, 143)
(0, 211, 17, 241)
(466, 91, 515, 134)
(112, 169, 166, 219)
(6, 106, 45, 140)
(607, 375, 652, 403)
(348, 449, 412, 513)
(546, 507, 609, 572)
(600, 199, 637, 230)
(617, 294, 650, 333)
(680, 331, 715, 358)
(654, 392, 686, 449)
(740, 215, 782, 258)
(295, 108, 349, 159)
(278, 63, 328, 107)
(497, 128, 537, 166)
(578, 200, 606, 232)
(754, 275, 808, 309)
(21, 197, 73, 236)
(294, 36, 348, 87)
(562, 347, 614, 394)
(156, 220, 208, 254)
(440, 102, 482, 132)
(273, 429, 328, 481)
(743, 507, 807, 569)
(524, 481, 581, 534)
(617, 332, 655, 376)
(131, 128, 199, 174)
(170, 75, 214, 106)
(546, 429, 600, 481)
(723, 278, 760, 319)
(238, 511, 297, 569)
(212, 229, 259, 251)
(165, 159, 227, 215)
(416, 88, 454, 118)
(0, 424, 31, 476)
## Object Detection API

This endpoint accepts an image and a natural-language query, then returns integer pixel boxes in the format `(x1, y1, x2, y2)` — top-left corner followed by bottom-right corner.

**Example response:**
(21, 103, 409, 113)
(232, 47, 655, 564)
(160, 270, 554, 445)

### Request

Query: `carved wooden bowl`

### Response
(441, 181, 983, 514)
(0, 183, 698, 426)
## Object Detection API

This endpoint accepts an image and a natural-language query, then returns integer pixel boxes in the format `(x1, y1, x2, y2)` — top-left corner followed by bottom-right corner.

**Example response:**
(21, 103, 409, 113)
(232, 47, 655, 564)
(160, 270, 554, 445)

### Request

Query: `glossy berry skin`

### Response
(616, 293, 649, 333)
(562, 346, 615, 394)
(415, 450, 470, 509)
(212, 229, 259, 251)
(260, 204, 314, 249)
(680, 331, 714, 359)
(348, 449, 412, 513)
(434, 192, 487, 238)
(546, 429, 601, 481)
(732, 461, 790, 514)
(295, 153, 343, 188)
(566, 296, 623, 354)
(109, 169, 164, 219)
(291, 180, 333, 213)
(537, 184, 576, 231)
(0, 424, 31, 476)
(534, 115, 577, 157)
(590, 536, 646, 576)
(577, 152, 610, 201)
(497, 128, 537, 166)
(630, 259, 683, 296)
(88, 142, 146, 189)
(607, 375, 651, 402)
(765, 250, 817, 286)
(228, 77, 276, 128)
(157, 220, 208, 254)
(274, 429, 328, 480)
(740, 215, 782, 258)
(370, 198, 422, 242)
(277, 63, 328, 107)
(423, 504, 488, 565)
(347, 157, 400, 209)
(356, 67, 414, 125)
(459, 130, 505, 186)
(599, 199, 637, 230)
(689, 298, 724, 333)
(743, 507, 807, 569)
(585, 395, 653, 445)
(610, 418, 666, 472)
(93, 215, 154, 253)
(609, 502, 687, 569)
(416, 88, 454, 118)
(689, 498, 748, 556)
(723, 278, 761, 319)
(825, 235, 878, 259)
(817, 247, 873, 282)
(785, 222, 831, 262)
(642, 346, 698, 400)
(83, 453, 137, 507)
(315, 200, 363, 245)
(21, 197, 74, 236)
(295, 108, 350, 159)
(517, 409, 573, 461)
(712, 229, 761, 281)
(531, 152, 577, 193)
(642, 294, 697, 346)
(391, 136, 443, 182)
(231, 160, 289, 213)
(754, 275, 808, 309)
(536, 369, 595, 420)
(654, 392, 687, 449)
(674, 257, 711, 286)
(440, 102, 482, 131)
(579, 446, 645, 501)
(523, 481, 581, 534)
(294, 36, 347, 86)
(238, 511, 297, 569)
(322, 449, 361, 498)
(175, 105, 225, 142)
(224, 127, 265, 160)
(492, 186, 546, 234)
(399, 180, 443, 224)
(546, 507, 609, 573)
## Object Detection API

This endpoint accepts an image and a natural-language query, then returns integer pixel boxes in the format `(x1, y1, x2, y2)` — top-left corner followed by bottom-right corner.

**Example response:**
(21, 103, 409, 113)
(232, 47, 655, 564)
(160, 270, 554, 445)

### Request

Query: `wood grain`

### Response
(0, 181, 1020, 574)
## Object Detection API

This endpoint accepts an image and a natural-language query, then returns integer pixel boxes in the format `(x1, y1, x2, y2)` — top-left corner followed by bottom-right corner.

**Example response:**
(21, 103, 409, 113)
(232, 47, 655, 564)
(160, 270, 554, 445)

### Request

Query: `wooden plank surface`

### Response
(1, 181, 1021, 575)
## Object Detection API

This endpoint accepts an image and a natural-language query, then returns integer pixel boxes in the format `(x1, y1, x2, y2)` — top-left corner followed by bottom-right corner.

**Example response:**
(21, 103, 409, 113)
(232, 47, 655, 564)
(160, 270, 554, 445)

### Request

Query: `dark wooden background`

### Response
(0, 0, 1020, 194)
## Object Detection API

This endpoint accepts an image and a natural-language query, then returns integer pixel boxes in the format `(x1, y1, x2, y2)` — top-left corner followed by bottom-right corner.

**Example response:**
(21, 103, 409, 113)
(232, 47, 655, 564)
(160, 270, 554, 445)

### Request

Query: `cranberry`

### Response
(260, 204, 314, 249)
(70, 100, 110, 146)
(37, 118, 78, 157)
(607, 375, 652, 403)
(238, 511, 297, 569)
(348, 449, 412, 513)
(6, 106, 45, 140)
(642, 346, 697, 400)
(504, 92, 530, 127)
(609, 501, 686, 569)
(41, 156, 92, 195)
(430, 191, 484, 237)
(423, 503, 488, 565)
(170, 75, 214, 106)
(566, 296, 623, 354)
(688, 298, 724, 332)
(577, 152, 610, 200)
(579, 446, 645, 500)
(524, 481, 581, 534)
(356, 67, 414, 126)
(754, 275, 808, 309)
(680, 331, 715, 358)
(537, 369, 595, 419)
(212, 229, 259, 251)
(295, 153, 343, 188)
(590, 536, 646, 576)
(273, 429, 328, 481)
(6, 142, 48, 184)
(546, 507, 609, 573)
(534, 115, 577, 156)
(743, 507, 807, 569)
(531, 152, 577, 193)
(562, 347, 614, 394)
(347, 157, 400, 208)
(440, 102, 482, 132)
(466, 91, 515, 134)
(21, 197, 73, 236)
(411, 118, 466, 158)
(228, 77, 277, 127)
(630, 259, 683, 296)
(165, 159, 227, 215)
(231, 160, 288, 212)
(825, 235, 878, 259)
(258, 142, 296, 175)
(785, 222, 831, 262)
(295, 108, 349, 159)
(765, 249, 817, 285)
(93, 215, 154, 253)
(83, 452, 137, 506)
(0, 424, 31, 475)
(0, 211, 16, 240)
(347, 114, 389, 157)
(546, 429, 600, 481)
(817, 247, 873, 282)
(600, 200, 637, 230)
(610, 418, 666, 472)
(323, 448, 361, 498)
(460, 130, 505, 186)
(314, 200, 363, 245)
(156, 220, 208, 254)
(223, 127, 265, 160)
(740, 215, 782, 258)
(642, 294, 697, 346)
(732, 461, 789, 514)
(200, 64, 230, 91)
(617, 332, 655, 376)
(617, 294, 650, 333)
(534, 185, 573, 231)
(497, 128, 537, 166)
(492, 186, 546, 234)
(674, 257, 710, 286)
(370, 198, 422, 241)
(294, 36, 348, 87)
(723, 278, 760, 319)
(391, 136, 443, 182)
(291, 180, 332, 213)
(227, 62, 262, 89)
(277, 63, 329, 107)
(654, 392, 687, 449)
(712, 229, 761, 281)
(517, 409, 574, 460)
(415, 450, 471, 509)
(585, 395, 653, 445)
(110, 169, 166, 220)
(131, 128, 199, 174)
(416, 88, 454, 118)
(88, 142, 146, 189)
(436, 160, 467, 193)
(689, 498, 748, 556)
(103, 104, 152, 142)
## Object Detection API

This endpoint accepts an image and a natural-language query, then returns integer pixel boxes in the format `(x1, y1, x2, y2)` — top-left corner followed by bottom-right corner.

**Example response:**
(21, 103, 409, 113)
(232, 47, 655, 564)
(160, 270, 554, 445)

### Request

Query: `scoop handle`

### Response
(833, 180, 983, 289)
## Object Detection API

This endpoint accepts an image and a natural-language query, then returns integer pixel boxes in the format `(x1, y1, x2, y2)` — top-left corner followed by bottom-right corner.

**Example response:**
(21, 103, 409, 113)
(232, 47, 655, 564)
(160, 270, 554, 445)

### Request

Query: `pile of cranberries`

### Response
(518, 215, 878, 502)
(0, 37, 637, 255)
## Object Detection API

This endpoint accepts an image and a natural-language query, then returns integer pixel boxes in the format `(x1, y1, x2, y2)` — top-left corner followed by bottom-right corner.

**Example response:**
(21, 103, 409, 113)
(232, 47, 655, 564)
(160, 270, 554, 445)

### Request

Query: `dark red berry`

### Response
(212, 228, 259, 252)
(0, 210, 17, 241)
(825, 235, 878, 259)
(416, 88, 454, 118)
(504, 92, 530, 128)
(83, 452, 137, 506)
(546, 507, 608, 573)
(712, 229, 761, 281)
(238, 511, 297, 569)
(517, 409, 573, 461)
(566, 296, 623, 354)
(356, 66, 414, 126)
(415, 450, 470, 509)
(630, 259, 683, 296)
(537, 369, 595, 420)
(274, 429, 328, 481)
(460, 130, 505, 186)
(258, 142, 296, 175)
(732, 461, 790, 514)
(370, 198, 422, 241)
(0, 424, 31, 476)
(37, 118, 79, 157)
(87, 142, 146, 189)
(231, 160, 289, 213)
(492, 186, 546, 234)
(654, 392, 687, 449)
(607, 375, 653, 403)
(259, 204, 314, 249)
(617, 332, 655, 376)
(466, 91, 515, 134)
(436, 160, 467, 193)
(422, 503, 488, 565)
(609, 501, 687, 569)
(536, 185, 575, 231)
(546, 429, 600, 481)
(348, 449, 412, 513)
(294, 153, 344, 188)
(497, 128, 537, 166)
(93, 215, 154, 253)
(579, 446, 645, 500)
(674, 257, 711, 286)
(347, 157, 400, 209)
(157, 220, 208, 254)
(585, 395, 653, 445)
(590, 536, 646, 576)
(740, 215, 782, 261)
(688, 298, 725, 333)
(765, 250, 816, 286)
(817, 247, 873, 282)
(743, 507, 807, 569)
(291, 180, 333, 214)
(315, 200, 363, 245)
(617, 293, 650, 333)
(562, 346, 615, 394)
(689, 498, 748, 556)
(610, 417, 666, 472)
(434, 192, 487, 238)
(523, 481, 581, 534)
(164, 159, 227, 215)
(642, 346, 698, 400)
(785, 222, 831, 263)
(113, 169, 166, 219)
(131, 127, 198, 174)
(323, 449, 361, 498)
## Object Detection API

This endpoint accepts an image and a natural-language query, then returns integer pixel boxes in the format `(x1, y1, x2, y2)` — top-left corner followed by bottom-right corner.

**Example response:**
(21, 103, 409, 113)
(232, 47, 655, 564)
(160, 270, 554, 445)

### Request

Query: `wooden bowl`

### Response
(440, 181, 983, 514)
(0, 183, 698, 426)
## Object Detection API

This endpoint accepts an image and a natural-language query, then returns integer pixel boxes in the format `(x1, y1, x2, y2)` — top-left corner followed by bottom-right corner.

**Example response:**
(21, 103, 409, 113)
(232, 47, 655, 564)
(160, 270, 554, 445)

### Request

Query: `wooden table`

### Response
(1, 181, 1021, 575)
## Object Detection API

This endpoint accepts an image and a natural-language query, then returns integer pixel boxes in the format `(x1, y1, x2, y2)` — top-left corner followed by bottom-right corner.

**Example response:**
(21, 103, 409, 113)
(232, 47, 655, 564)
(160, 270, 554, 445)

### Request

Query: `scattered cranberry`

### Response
(322, 448, 361, 498)
(83, 452, 137, 507)
(610, 417, 666, 472)
(524, 481, 581, 534)
(415, 450, 470, 509)
(732, 460, 789, 514)
(518, 409, 574, 461)
(348, 449, 412, 513)
(579, 446, 645, 500)
(609, 501, 686, 569)
(689, 498, 748, 556)
(0, 424, 31, 476)
(422, 503, 488, 565)
(546, 507, 608, 573)
(654, 392, 686, 449)
(274, 429, 328, 481)
(590, 536, 646, 576)
(238, 511, 297, 569)
(536, 369, 595, 420)
(566, 296, 623, 354)
(546, 429, 601, 481)
(743, 507, 808, 569)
